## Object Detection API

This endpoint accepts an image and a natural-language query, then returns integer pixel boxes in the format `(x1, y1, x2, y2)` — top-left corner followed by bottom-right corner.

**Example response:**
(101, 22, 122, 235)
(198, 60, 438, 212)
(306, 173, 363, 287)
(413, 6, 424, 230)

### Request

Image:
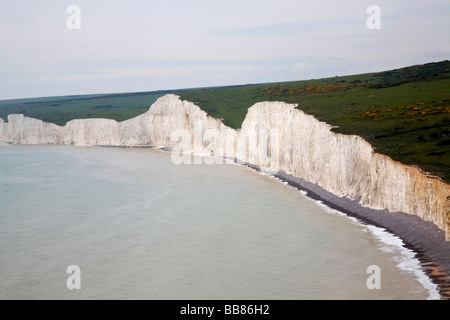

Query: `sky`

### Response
(0, 0, 449, 100)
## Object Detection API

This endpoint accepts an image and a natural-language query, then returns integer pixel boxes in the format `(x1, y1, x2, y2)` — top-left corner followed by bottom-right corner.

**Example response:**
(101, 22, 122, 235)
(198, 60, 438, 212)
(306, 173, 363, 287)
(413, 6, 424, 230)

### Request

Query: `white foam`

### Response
(365, 225, 440, 300)
(315, 198, 441, 300)
(246, 167, 442, 299)
(265, 172, 441, 300)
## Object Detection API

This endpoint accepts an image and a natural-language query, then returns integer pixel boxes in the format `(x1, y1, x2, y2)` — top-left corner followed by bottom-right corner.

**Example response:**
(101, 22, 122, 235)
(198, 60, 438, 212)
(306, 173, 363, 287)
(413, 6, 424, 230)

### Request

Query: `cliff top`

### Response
(178, 60, 450, 183)
(0, 60, 449, 182)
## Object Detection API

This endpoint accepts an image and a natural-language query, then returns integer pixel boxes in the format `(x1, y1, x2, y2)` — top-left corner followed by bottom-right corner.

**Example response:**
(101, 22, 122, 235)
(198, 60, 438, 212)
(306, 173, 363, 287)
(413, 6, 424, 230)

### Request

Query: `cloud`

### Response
(0, 0, 449, 99)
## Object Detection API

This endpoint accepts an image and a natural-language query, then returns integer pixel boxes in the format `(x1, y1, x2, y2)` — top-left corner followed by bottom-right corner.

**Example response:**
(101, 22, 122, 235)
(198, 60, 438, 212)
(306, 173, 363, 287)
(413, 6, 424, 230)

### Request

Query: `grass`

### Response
(0, 91, 168, 126)
(284, 80, 450, 182)
(1, 60, 449, 182)
(177, 61, 450, 182)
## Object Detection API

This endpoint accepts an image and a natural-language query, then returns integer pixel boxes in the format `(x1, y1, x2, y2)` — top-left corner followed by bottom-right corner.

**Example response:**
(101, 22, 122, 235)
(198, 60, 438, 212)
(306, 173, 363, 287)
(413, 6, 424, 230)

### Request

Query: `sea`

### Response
(0, 144, 440, 300)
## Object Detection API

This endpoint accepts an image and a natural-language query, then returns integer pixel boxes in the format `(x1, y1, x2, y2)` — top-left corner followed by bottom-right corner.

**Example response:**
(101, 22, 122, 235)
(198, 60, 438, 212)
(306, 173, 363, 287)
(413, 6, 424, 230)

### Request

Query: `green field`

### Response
(178, 61, 450, 183)
(0, 91, 168, 126)
(1, 61, 449, 182)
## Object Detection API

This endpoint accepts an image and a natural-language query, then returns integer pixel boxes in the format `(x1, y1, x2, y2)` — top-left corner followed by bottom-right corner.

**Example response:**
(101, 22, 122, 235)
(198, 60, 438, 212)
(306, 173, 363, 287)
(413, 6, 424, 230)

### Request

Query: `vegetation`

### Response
(0, 91, 168, 126)
(177, 60, 450, 182)
(1, 60, 449, 182)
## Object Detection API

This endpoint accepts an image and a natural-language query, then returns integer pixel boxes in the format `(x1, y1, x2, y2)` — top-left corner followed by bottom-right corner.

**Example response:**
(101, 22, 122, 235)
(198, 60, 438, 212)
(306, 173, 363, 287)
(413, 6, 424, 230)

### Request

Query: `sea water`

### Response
(0, 145, 439, 299)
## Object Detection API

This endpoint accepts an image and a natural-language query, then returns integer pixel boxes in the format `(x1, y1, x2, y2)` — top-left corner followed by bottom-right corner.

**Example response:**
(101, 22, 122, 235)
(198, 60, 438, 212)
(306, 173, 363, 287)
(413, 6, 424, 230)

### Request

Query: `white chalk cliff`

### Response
(1, 94, 449, 239)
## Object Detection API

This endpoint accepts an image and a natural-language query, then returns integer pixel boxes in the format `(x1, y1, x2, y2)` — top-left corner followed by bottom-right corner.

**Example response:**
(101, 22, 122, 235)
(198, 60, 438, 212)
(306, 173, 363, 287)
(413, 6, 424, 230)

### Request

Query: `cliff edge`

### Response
(0, 94, 449, 242)
(237, 101, 450, 241)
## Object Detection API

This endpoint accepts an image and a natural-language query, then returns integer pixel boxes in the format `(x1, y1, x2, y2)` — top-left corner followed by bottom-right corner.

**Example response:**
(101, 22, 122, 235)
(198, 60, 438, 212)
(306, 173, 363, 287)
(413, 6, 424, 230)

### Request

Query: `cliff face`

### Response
(237, 101, 450, 240)
(0, 95, 233, 148)
(1, 94, 449, 239)
(118, 94, 233, 151)
(0, 114, 63, 145)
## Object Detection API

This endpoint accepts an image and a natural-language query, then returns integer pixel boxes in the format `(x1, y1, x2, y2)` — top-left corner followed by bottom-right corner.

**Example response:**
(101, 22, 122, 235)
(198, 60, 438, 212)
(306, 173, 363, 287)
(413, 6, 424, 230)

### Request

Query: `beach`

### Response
(0, 144, 440, 299)
(271, 170, 450, 299)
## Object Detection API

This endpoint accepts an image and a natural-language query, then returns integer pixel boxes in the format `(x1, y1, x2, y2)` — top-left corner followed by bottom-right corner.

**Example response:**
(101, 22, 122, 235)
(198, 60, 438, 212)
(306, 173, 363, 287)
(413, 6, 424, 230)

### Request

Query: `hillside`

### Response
(0, 60, 449, 182)
(0, 92, 167, 126)
(177, 60, 450, 182)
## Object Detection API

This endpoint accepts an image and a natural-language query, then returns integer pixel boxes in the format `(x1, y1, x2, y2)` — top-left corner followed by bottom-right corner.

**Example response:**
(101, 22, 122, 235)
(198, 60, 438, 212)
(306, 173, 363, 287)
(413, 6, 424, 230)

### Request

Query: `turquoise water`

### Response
(0, 145, 439, 299)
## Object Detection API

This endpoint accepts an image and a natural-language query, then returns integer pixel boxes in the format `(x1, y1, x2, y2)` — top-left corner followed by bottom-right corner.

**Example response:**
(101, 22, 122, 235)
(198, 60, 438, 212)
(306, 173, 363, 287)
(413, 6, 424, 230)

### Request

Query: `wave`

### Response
(365, 225, 440, 300)
(259, 169, 441, 300)
(151, 149, 442, 300)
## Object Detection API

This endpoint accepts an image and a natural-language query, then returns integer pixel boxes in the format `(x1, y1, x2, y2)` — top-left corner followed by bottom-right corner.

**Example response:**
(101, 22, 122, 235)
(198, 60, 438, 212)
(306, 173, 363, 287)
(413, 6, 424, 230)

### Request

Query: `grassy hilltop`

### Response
(178, 60, 450, 183)
(0, 60, 449, 182)
(0, 91, 167, 126)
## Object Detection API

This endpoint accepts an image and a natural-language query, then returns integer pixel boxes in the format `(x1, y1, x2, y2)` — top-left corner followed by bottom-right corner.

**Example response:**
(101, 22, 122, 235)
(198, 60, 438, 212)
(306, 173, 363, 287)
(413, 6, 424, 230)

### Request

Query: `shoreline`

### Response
(270, 170, 450, 299)
(157, 149, 450, 299)
(224, 153, 450, 299)
(4, 142, 450, 298)
(156, 150, 450, 299)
